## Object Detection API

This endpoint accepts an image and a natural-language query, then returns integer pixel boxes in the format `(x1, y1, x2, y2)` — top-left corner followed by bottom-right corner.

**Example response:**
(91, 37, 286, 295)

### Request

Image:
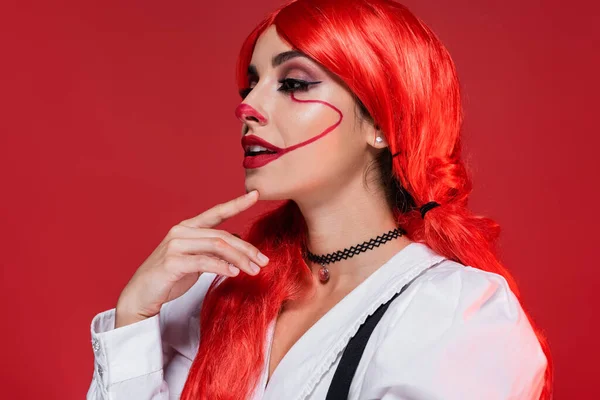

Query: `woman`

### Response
(86, 0, 553, 399)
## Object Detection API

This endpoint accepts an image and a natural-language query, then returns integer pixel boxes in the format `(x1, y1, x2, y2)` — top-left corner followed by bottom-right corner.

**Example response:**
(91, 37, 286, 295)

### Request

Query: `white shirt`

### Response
(86, 242, 547, 400)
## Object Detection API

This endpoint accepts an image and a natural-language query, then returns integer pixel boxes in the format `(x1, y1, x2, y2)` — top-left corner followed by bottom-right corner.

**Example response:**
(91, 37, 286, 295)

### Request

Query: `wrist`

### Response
(115, 302, 147, 329)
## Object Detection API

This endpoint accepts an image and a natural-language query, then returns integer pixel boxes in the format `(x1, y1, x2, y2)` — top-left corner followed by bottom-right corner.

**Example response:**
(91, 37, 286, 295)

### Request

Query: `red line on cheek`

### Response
(279, 92, 344, 155)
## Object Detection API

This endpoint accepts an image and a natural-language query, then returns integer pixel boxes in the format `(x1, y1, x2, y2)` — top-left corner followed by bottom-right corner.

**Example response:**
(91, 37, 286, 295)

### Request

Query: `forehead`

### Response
(250, 25, 293, 67)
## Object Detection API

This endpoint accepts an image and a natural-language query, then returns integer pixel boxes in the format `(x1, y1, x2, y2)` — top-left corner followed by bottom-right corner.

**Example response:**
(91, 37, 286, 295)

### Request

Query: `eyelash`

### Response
(239, 78, 320, 99)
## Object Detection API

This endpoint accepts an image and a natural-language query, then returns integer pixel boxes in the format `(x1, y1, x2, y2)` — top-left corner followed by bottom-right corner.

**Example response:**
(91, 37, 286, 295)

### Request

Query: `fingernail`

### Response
(229, 265, 240, 275)
(257, 252, 269, 265)
(250, 261, 260, 274)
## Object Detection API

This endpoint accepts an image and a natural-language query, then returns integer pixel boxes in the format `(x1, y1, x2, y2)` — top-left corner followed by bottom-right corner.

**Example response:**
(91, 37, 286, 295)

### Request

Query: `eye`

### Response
(239, 87, 252, 100)
(278, 78, 321, 94)
(239, 78, 322, 99)
(239, 78, 257, 100)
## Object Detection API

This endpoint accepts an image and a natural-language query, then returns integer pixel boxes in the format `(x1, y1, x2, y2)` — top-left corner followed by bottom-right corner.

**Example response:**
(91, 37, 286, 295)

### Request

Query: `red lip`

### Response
(243, 152, 282, 169)
(241, 135, 284, 169)
(241, 135, 282, 153)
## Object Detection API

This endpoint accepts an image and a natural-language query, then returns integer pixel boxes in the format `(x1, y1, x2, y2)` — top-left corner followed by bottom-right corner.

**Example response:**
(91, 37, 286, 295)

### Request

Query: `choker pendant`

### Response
(303, 226, 406, 285)
(318, 263, 330, 283)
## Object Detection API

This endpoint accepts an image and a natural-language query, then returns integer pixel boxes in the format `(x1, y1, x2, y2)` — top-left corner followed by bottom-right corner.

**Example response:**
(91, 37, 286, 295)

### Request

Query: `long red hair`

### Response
(181, 1, 553, 398)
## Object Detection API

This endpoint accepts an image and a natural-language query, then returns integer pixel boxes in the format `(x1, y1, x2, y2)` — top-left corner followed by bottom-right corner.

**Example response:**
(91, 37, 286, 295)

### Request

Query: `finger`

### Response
(165, 254, 240, 278)
(165, 237, 260, 276)
(215, 230, 269, 266)
(180, 190, 259, 229)
(167, 225, 269, 267)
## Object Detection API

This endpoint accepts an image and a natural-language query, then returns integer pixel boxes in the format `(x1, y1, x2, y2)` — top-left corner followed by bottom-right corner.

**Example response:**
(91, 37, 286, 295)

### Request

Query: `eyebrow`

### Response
(246, 50, 309, 77)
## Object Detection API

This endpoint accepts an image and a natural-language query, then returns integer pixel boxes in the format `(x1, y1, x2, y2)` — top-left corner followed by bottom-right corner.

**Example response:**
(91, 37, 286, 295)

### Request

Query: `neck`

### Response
(295, 179, 412, 294)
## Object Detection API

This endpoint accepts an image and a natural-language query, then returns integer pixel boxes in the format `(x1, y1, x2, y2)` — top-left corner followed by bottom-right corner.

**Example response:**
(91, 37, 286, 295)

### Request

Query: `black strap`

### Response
(325, 268, 432, 400)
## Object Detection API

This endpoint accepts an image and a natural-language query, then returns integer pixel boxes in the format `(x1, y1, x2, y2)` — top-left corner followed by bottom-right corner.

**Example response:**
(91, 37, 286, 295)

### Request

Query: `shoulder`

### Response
(387, 259, 545, 354)
(387, 260, 532, 331)
(363, 260, 547, 399)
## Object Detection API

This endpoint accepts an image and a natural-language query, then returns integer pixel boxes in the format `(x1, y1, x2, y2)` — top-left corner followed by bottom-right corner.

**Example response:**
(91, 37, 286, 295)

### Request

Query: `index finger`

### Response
(180, 190, 259, 229)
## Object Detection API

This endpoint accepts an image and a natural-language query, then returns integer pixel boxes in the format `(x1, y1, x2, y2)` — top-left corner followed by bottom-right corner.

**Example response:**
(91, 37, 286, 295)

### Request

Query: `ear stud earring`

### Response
(375, 136, 383, 143)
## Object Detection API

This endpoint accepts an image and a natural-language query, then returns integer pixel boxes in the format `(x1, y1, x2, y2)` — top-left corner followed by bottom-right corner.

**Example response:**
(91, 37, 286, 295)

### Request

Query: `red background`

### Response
(1, 1, 597, 398)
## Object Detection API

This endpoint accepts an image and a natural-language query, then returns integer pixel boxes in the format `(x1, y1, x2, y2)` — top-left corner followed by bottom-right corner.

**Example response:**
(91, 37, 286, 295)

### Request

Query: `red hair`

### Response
(181, 1, 553, 398)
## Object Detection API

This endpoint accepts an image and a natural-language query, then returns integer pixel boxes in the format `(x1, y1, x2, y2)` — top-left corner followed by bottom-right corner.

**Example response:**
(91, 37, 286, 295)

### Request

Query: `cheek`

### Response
(275, 94, 344, 147)
(265, 95, 360, 194)
(293, 103, 332, 132)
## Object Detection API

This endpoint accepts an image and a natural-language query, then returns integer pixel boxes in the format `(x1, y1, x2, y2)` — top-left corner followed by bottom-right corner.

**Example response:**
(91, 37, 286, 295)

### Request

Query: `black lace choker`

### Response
(302, 226, 407, 283)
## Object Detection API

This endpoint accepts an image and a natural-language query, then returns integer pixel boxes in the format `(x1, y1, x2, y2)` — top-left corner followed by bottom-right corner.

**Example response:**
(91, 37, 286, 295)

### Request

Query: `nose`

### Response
(235, 103, 267, 125)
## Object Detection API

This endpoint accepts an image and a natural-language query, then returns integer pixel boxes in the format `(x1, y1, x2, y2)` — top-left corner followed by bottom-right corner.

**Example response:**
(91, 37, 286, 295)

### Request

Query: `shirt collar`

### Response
(260, 241, 447, 400)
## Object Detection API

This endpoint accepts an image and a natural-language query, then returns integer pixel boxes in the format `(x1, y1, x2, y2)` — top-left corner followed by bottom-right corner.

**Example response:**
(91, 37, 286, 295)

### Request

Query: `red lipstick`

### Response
(241, 135, 282, 153)
(243, 152, 282, 169)
(241, 135, 283, 169)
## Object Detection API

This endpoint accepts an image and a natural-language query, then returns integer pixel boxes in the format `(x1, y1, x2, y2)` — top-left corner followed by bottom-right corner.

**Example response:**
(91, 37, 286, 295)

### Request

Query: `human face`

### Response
(237, 25, 383, 203)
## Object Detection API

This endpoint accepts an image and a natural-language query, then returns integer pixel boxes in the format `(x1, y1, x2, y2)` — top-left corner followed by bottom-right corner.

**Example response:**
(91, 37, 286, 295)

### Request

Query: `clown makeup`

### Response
(237, 93, 343, 168)
(236, 25, 380, 201)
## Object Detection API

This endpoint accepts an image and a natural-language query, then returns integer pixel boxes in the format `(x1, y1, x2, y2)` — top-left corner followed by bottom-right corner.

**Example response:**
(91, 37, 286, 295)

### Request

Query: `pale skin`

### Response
(115, 25, 412, 385)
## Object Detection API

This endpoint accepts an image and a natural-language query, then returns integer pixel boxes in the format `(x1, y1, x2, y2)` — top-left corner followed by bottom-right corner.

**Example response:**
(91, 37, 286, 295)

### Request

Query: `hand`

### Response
(114, 190, 269, 328)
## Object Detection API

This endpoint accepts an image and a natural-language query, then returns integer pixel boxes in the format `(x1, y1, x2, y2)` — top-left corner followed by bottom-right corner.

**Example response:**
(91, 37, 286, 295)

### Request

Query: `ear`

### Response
(366, 123, 389, 149)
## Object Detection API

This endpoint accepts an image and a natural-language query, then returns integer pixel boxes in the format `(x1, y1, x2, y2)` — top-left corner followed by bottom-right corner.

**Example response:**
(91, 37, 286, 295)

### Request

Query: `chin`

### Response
(244, 181, 290, 201)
